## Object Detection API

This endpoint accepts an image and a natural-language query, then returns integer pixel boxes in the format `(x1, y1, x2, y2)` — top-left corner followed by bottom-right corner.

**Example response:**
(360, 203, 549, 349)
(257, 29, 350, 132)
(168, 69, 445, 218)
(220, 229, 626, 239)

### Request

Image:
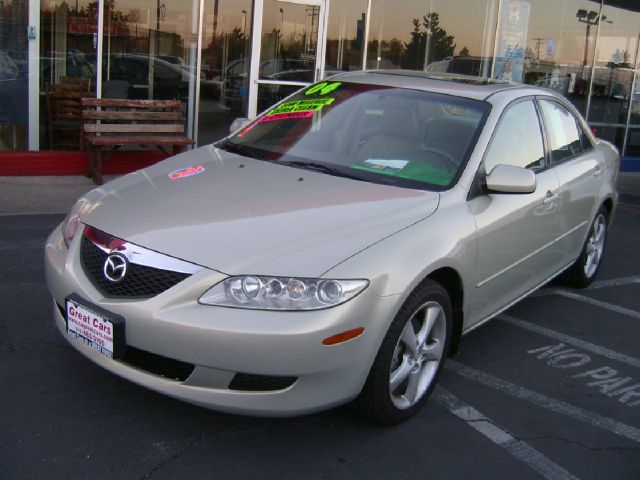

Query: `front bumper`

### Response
(44, 224, 401, 416)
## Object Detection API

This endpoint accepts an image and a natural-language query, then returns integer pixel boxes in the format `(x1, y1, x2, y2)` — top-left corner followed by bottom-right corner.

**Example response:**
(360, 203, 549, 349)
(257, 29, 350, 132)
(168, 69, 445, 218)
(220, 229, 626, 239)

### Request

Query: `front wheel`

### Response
(352, 279, 452, 424)
(562, 207, 608, 288)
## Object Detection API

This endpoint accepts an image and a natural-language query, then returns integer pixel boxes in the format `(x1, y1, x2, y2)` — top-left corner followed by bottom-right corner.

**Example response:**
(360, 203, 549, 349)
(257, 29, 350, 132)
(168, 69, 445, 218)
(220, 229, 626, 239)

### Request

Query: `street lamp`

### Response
(576, 9, 611, 74)
(277, 8, 284, 59)
(242, 9, 247, 37)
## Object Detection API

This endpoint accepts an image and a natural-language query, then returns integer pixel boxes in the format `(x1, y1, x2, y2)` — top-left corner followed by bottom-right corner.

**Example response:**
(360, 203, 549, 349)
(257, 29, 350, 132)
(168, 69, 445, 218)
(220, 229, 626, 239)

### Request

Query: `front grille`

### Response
(80, 235, 191, 299)
(120, 346, 195, 381)
(229, 373, 297, 392)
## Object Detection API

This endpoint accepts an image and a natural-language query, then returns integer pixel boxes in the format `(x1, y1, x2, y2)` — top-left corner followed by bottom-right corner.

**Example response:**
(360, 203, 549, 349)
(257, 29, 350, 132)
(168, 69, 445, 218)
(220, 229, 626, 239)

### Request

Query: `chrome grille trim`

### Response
(84, 225, 204, 275)
(80, 225, 205, 299)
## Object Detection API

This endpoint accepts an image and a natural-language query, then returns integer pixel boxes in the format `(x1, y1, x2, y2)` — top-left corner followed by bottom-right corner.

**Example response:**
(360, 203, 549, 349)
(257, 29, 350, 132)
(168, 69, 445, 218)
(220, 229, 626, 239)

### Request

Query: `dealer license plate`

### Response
(65, 294, 125, 359)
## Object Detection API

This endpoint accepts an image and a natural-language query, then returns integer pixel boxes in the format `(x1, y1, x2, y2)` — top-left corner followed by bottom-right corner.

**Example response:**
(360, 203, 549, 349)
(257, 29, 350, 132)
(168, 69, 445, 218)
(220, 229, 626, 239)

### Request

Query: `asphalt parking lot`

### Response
(1, 198, 639, 479)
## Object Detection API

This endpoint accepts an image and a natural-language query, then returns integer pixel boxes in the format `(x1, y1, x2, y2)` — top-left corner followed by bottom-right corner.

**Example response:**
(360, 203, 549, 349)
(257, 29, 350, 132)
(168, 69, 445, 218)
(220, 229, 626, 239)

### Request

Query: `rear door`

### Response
(537, 98, 604, 266)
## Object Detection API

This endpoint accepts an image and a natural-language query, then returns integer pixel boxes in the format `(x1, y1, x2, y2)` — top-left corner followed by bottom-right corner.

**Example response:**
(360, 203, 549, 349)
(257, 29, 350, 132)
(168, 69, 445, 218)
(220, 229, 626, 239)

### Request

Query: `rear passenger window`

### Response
(484, 100, 545, 173)
(539, 100, 584, 164)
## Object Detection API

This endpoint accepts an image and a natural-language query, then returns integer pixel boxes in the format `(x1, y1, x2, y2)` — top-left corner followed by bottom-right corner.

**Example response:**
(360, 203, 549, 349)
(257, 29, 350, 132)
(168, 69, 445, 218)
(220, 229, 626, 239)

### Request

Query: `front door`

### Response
(468, 99, 563, 325)
(248, 0, 328, 118)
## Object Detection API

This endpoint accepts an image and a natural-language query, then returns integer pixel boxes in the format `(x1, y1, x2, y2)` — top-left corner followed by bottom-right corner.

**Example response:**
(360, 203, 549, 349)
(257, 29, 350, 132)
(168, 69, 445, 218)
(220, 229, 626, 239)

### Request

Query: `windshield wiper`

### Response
(280, 160, 362, 180)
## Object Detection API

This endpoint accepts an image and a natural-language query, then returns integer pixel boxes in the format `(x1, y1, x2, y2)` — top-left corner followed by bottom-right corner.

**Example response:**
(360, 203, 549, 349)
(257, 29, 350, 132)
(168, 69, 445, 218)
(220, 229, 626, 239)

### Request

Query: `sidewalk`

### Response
(0, 175, 121, 216)
(0, 172, 638, 216)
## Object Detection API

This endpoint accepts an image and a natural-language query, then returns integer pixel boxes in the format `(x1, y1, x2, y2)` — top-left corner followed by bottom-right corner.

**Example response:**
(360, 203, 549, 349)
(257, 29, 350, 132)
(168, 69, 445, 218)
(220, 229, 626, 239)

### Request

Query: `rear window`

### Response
(219, 81, 490, 190)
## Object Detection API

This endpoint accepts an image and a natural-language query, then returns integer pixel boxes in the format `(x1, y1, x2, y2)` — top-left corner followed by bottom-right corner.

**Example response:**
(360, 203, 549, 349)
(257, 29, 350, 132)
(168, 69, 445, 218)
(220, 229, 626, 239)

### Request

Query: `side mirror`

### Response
(229, 117, 251, 135)
(486, 165, 537, 194)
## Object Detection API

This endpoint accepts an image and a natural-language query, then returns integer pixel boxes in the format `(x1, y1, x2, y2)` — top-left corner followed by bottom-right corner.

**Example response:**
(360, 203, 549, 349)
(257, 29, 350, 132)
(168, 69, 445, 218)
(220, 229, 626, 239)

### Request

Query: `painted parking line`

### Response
(446, 361, 640, 443)
(435, 387, 580, 480)
(589, 275, 640, 290)
(498, 314, 640, 369)
(532, 274, 640, 298)
(554, 290, 640, 320)
(617, 202, 640, 214)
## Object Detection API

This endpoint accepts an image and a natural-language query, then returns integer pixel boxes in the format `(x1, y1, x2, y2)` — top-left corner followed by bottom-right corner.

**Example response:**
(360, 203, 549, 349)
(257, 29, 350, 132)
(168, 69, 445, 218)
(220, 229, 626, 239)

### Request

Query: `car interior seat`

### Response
(355, 104, 421, 161)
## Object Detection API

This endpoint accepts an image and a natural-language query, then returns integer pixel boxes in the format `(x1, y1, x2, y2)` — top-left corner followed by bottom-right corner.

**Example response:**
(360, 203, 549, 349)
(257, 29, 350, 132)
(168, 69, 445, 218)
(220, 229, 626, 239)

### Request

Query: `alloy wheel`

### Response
(584, 213, 606, 278)
(389, 301, 446, 409)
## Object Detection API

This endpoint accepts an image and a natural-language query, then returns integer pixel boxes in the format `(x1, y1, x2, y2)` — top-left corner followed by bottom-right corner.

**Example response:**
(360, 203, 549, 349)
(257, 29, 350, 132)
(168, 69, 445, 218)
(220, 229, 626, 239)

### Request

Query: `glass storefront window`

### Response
(5, 0, 639, 163)
(625, 64, 640, 158)
(198, 0, 252, 145)
(325, 0, 366, 74)
(514, 0, 597, 116)
(586, 0, 639, 155)
(366, 0, 497, 75)
(40, 0, 98, 150)
(255, 0, 324, 116)
(259, 0, 317, 84)
(0, 0, 28, 151)
(102, 0, 200, 105)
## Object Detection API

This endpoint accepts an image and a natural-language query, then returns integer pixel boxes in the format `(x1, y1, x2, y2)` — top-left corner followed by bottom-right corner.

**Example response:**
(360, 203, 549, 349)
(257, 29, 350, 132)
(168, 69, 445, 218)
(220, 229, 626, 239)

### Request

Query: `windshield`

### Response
(219, 81, 490, 190)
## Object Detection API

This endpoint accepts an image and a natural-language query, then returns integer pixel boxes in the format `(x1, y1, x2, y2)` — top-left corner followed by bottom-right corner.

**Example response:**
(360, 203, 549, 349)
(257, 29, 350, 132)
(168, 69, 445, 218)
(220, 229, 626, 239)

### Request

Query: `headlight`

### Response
(61, 199, 88, 248)
(199, 276, 369, 310)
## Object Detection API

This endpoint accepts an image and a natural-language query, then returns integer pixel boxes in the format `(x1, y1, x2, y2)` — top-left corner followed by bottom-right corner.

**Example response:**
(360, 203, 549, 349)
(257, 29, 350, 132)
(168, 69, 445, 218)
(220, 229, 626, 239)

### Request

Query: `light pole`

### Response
(576, 9, 610, 76)
(241, 9, 247, 65)
(276, 8, 284, 60)
(242, 9, 247, 37)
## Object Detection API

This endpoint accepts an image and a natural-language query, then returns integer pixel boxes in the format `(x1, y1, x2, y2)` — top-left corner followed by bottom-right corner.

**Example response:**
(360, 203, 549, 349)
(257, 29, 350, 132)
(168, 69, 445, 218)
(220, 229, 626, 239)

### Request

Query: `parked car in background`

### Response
(631, 90, 640, 116)
(0, 51, 19, 80)
(223, 58, 313, 113)
(45, 71, 618, 423)
(105, 54, 190, 100)
(40, 50, 95, 85)
(426, 55, 493, 77)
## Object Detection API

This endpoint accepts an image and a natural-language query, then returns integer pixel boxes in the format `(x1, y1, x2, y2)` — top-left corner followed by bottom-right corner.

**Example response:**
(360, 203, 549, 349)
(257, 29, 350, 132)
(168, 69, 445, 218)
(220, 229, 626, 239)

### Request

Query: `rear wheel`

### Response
(562, 207, 608, 288)
(352, 279, 451, 424)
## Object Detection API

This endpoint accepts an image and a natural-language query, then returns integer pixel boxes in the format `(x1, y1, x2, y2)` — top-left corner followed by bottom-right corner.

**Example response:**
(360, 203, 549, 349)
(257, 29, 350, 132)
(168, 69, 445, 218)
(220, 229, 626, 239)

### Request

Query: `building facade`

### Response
(1, 0, 639, 169)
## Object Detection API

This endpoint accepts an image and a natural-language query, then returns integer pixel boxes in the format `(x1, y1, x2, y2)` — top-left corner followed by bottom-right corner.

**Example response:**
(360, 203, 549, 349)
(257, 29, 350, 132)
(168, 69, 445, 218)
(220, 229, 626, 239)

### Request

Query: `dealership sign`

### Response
(495, 0, 530, 83)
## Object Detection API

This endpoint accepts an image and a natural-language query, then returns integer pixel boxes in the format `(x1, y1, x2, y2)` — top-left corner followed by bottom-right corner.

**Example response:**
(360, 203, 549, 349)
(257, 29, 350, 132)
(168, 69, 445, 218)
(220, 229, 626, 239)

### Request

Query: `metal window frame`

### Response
(622, 32, 640, 156)
(28, 0, 41, 150)
(584, 0, 604, 123)
(247, 0, 329, 119)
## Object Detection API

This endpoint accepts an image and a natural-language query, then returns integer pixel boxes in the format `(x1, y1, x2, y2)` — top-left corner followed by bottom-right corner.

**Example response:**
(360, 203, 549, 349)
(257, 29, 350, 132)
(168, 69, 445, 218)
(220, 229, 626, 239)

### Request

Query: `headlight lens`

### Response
(199, 276, 369, 310)
(61, 199, 88, 248)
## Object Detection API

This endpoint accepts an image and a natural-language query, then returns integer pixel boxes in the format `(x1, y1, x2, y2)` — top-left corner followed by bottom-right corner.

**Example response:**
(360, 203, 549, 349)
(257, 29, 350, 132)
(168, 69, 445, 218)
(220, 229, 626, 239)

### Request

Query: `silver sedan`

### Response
(45, 71, 618, 423)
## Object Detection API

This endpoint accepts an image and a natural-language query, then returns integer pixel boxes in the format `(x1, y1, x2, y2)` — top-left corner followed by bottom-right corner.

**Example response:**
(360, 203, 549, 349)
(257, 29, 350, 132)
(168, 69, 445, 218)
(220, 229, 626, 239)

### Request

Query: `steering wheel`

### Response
(421, 147, 458, 172)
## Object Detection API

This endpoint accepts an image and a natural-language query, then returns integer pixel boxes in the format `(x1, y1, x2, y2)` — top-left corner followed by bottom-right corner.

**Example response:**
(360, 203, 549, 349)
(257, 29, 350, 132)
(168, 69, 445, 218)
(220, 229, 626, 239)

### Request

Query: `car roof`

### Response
(329, 70, 534, 101)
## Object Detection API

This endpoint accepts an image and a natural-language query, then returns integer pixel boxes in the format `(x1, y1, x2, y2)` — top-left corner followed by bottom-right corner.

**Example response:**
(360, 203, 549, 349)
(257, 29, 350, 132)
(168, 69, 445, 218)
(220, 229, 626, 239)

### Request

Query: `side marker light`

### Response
(322, 327, 365, 346)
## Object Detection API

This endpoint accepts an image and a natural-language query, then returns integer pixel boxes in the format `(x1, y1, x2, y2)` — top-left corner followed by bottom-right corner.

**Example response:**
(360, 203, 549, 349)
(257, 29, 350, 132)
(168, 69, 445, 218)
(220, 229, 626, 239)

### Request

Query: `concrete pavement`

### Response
(0, 172, 638, 216)
(0, 175, 120, 216)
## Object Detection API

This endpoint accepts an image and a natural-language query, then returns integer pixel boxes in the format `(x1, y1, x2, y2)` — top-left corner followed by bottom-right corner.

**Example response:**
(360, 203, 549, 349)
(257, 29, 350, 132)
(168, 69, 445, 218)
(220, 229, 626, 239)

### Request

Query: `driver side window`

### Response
(484, 100, 545, 174)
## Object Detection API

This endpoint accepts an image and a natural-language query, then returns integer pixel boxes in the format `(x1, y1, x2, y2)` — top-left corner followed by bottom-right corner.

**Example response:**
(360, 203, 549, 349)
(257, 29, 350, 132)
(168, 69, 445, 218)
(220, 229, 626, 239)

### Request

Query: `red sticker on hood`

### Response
(168, 165, 206, 180)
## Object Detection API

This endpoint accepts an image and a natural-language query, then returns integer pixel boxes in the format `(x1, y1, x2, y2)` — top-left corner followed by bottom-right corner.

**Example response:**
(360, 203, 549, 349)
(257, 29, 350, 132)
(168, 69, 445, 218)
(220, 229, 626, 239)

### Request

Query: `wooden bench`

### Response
(81, 98, 195, 185)
(46, 82, 94, 150)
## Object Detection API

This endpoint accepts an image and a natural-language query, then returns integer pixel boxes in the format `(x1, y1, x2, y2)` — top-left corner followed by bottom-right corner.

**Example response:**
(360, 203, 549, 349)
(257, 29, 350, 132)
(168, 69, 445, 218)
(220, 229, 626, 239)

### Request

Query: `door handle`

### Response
(594, 164, 603, 176)
(543, 191, 559, 205)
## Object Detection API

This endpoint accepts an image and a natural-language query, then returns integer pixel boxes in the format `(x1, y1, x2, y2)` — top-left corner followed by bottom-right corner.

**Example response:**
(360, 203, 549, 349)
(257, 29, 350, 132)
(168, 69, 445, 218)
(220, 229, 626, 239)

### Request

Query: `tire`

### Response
(352, 279, 452, 424)
(562, 207, 608, 289)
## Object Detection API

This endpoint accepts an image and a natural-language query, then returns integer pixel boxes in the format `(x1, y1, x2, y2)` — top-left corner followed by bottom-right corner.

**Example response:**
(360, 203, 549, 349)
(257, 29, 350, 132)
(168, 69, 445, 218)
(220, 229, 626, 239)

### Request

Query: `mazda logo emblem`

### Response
(103, 253, 128, 283)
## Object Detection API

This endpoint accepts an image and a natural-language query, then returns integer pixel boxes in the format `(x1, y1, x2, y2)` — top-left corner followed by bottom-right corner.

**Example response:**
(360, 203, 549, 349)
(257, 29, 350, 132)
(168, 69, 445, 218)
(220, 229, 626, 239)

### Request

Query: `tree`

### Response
(402, 12, 455, 70)
(459, 46, 470, 57)
(382, 38, 403, 66)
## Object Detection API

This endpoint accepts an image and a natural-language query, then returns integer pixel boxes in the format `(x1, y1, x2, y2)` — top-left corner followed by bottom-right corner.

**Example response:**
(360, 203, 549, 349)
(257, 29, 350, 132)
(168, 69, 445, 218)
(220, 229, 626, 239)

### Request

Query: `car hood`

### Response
(80, 145, 440, 277)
